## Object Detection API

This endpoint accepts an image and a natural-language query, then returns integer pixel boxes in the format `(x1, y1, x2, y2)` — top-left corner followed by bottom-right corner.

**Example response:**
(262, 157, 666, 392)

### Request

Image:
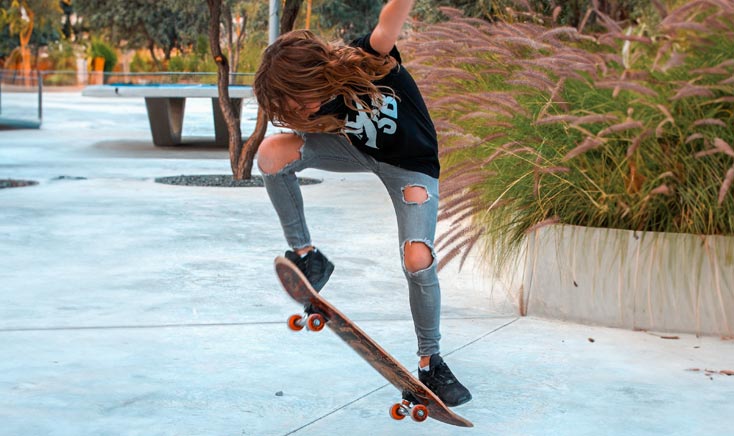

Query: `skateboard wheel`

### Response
(306, 313, 326, 331)
(389, 403, 407, 421)
(287, 314, 304, 331)
(411, 404, 428, 422)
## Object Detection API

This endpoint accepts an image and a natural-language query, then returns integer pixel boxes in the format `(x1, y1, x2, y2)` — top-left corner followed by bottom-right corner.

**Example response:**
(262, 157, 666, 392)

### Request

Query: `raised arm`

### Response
(370, 0, 415, 56)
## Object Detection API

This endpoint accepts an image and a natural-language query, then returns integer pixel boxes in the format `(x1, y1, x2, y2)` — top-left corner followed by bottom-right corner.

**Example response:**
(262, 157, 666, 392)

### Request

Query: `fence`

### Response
(0, 70, 256, 130)
(30, 70, 255, 87)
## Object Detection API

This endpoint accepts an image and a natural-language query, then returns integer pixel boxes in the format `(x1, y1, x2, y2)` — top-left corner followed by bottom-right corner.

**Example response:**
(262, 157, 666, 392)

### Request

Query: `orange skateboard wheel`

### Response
(287, 314, 304, 331)
(390, 403, 407, 420)
(306, 313, 326, 331)
(411, 404, 428, 422)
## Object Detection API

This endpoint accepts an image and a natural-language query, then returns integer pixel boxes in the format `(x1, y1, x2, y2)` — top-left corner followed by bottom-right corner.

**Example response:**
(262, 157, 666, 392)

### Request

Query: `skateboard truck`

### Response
(390, 399, 429, 422)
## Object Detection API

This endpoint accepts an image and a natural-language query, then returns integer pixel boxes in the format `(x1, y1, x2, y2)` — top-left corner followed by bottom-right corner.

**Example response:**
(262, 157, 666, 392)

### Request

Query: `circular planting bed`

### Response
(154, 174, 321, 187)
(0, 179, 38, 189)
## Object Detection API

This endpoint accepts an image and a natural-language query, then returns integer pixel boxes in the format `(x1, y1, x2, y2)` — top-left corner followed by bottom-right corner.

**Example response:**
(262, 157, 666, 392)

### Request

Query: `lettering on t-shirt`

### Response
(345, 95, 398, 149)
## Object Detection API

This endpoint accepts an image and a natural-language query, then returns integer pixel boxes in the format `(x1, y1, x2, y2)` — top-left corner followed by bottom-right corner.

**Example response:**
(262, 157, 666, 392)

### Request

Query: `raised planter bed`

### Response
(522, 225, 733, 337)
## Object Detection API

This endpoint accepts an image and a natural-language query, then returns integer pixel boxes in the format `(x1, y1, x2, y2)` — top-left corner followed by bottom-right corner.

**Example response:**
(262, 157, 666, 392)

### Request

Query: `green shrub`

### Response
(130, 52, 153, 73)
(87, 38, 117, 72)
(47, 40, 77, 71)
(404, 2, 734, 270)
(43, 72, 77, 86)
(236, 39, 266, 73)
(183, 55, 200, 72)
(195, 35, 209, 57)
(168, 55, 185, 72)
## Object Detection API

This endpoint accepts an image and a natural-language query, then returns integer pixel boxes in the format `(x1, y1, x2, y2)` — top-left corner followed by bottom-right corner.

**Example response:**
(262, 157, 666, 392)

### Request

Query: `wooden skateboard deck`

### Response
(275, 256, 473, 427)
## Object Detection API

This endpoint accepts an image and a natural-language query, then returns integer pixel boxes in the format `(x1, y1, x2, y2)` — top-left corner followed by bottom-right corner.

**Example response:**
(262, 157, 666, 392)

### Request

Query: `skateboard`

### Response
(275, 256, 473, 427)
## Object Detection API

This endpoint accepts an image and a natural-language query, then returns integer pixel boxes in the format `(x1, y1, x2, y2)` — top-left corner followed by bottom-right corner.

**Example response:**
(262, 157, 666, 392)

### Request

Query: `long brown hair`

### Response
(254, 30, 397, 133)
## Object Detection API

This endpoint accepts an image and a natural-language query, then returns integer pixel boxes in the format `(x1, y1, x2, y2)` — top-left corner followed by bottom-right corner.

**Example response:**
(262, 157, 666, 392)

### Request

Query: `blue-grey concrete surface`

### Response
(1, 93, 732, 436)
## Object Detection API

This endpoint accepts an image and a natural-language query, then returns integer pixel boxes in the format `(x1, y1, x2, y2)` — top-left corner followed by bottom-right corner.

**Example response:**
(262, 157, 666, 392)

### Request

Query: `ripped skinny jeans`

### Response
(261, 132, 442, 357)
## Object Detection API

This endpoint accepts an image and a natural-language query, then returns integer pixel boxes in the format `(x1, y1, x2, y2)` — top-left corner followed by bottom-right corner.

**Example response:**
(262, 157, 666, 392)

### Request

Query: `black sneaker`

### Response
(418, 354, 472, 407)
(285, 248, 334, 292)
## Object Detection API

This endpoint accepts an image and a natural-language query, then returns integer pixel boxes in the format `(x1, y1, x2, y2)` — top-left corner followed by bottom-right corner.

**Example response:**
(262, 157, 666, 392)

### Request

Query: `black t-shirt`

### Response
(316, 32, 440, 178)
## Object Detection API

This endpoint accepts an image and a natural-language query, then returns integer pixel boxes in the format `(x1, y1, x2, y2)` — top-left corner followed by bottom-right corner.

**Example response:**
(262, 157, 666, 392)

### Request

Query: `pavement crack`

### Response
(0, 316, 509, 334)
(0, 321, 284, 333)
(283, 317, 519, 434)
(283, 383, 390, 435)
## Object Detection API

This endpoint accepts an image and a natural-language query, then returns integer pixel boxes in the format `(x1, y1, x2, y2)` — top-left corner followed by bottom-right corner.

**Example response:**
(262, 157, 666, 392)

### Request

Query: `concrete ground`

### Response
(1, 93, 732, 436)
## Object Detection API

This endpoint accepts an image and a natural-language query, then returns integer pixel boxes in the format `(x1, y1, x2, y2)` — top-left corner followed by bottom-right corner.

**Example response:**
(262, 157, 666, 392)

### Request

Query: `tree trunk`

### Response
(280, 0, 303, 35)
(147, 41, 160, 70)
(19, 2, 34, 87)
(305, 0, 312, 29)
(239, 106, 268, 180)
(223, 3, 235, 74)
(232, 10, 248, 74)
(206, 0, 248, 179)
(209, 0, 305, 180)
(237, 0, 306, 181)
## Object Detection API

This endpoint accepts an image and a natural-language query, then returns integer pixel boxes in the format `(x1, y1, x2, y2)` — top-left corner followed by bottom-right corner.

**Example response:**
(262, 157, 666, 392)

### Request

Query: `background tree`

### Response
(206, 0, 247, 179)
(208, 0, 308, 180)
(315, 0, 384, 41)
(74, 0, 207, 67)
(0, 0, 62, 80)
(60, 0, 72, 39)
(280, 0, 304, 35)
(221, 1, 247, 74)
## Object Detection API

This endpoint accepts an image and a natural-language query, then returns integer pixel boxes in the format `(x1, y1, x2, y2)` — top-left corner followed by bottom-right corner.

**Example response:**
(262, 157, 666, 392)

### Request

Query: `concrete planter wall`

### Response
(522, 225, 733, 337)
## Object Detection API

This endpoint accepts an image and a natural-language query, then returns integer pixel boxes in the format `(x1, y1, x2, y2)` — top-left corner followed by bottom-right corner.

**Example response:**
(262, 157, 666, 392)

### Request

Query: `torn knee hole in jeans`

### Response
(258, 147, 304, 176)
(401, 184, 429, 205)
(403, 240, 435, 273)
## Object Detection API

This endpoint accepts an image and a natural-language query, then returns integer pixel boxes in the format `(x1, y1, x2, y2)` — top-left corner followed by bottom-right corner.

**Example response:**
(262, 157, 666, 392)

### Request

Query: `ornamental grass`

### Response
(404, 1, 734, 271)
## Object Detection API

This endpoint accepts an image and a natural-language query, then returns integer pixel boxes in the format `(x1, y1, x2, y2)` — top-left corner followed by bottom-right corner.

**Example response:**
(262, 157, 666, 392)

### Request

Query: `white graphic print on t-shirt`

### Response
(344, 95, 398, 149)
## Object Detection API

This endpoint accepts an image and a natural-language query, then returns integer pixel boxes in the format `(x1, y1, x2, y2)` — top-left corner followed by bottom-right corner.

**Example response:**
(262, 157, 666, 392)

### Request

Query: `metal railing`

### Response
(1, 69, 255, 87)
(0, 70, 256, 129)
(29, 70, 255, 87)
(100, 71, 256, 86)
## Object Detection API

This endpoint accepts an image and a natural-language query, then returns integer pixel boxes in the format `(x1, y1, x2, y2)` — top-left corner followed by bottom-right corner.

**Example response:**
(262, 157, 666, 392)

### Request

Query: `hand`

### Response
(370, 0, 415, 56)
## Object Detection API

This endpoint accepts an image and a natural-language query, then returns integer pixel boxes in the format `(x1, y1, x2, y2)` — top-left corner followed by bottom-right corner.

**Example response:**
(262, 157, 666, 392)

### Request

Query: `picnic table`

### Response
(82, 83, 254, 146)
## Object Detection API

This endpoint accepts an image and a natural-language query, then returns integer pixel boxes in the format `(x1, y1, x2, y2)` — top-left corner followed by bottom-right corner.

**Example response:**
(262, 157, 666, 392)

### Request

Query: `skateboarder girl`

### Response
(254, 0, 471, 407)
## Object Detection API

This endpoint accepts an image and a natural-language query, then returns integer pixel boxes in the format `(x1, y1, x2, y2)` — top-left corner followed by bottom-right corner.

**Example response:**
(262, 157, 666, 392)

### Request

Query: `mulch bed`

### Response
(0, 179, 38, 189)
(154, 174, 321, 187)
